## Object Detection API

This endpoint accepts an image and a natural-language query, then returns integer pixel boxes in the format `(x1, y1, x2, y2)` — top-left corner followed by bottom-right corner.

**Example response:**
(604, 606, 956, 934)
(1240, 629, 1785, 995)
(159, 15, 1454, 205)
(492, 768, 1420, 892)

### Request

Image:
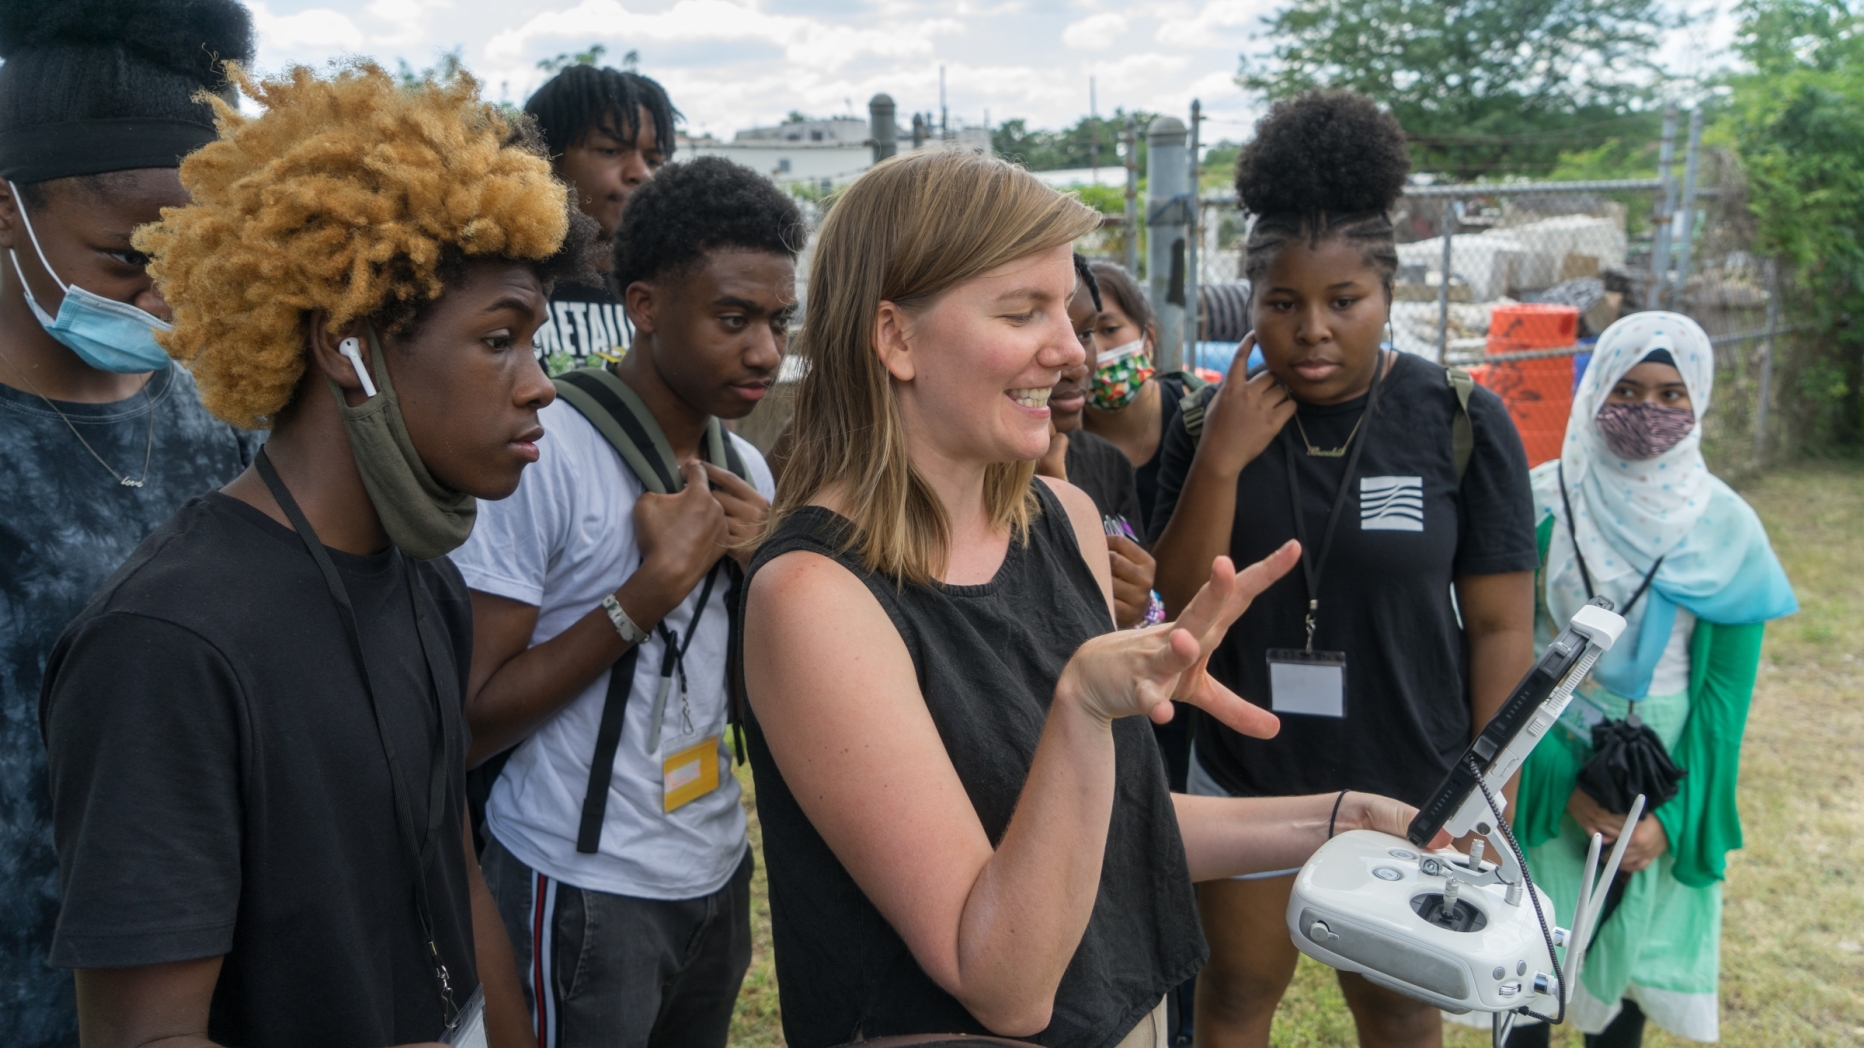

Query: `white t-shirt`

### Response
(1647, 606, 1697, 697)
(451, 398, 772, 900)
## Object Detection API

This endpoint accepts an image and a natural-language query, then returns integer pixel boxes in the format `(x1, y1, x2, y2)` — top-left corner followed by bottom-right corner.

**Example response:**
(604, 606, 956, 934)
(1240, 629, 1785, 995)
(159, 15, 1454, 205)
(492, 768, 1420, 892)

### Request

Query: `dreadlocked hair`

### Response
(1234, 90, 1409, 295)
(1073, 252, 1102, 312)
(524, 64, 678, 159)
(135, 61, 591, 429)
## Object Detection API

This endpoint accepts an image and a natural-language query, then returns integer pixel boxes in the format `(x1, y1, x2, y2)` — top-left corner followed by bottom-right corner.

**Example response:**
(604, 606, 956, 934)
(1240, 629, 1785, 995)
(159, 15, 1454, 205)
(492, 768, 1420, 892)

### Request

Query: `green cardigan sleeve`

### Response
(1657, 619, 1766, 888)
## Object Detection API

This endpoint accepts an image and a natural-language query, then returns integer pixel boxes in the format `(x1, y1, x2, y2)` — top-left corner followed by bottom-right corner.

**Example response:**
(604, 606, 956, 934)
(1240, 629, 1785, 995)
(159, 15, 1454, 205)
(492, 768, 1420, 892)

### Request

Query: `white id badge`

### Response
(1266, 649, 1346, 718)
(441, 987, 486, 1047)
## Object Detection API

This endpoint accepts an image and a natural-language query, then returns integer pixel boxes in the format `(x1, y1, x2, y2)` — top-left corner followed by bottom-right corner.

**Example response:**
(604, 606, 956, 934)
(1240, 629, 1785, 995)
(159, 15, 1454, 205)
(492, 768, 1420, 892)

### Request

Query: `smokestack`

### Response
(869, 93, 897, 163)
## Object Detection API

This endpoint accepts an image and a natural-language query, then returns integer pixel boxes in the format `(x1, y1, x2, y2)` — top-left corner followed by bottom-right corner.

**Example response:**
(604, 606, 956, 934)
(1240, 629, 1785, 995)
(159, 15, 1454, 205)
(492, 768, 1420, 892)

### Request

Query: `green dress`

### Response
(1512, 515, 1765, 1042)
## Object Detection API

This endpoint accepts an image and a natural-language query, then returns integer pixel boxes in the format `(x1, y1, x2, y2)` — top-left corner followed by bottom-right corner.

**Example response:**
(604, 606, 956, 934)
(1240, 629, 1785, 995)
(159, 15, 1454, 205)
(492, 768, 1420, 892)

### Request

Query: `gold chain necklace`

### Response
(0, 345, 155, 487)
(1293, 411, 1365, 458)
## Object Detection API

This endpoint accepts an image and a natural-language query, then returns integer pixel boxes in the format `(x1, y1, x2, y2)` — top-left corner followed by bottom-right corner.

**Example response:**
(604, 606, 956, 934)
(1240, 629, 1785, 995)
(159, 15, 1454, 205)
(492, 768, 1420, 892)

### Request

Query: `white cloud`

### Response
(249, 3, 364, 51)
(1154, 0, 1275, 46)
(485, 0, 961, 74)
(364, 0, 452, 45)
(1061, 12, 1129, 50)
(243, 0, 1704, 141)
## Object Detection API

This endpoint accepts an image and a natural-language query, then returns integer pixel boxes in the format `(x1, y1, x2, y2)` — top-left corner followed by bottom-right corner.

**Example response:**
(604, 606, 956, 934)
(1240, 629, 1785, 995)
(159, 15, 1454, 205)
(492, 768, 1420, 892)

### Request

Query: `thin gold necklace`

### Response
(1294, 412, 1365, 457)
(0, 345, 154, 487)
(1293, 351, 1386, 456)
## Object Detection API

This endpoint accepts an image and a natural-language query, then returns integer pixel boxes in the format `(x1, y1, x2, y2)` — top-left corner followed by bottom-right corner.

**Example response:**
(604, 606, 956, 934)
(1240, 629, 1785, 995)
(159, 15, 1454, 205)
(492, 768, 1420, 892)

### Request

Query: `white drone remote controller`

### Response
(1287, 599, 1642, 1044)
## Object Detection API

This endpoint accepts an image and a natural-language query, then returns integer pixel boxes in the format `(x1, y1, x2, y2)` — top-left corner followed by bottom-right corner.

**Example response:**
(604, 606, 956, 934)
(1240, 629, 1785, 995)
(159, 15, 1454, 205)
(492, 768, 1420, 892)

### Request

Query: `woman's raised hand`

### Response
(1195, 333, 1296, 478)
(1058, 541, 1301, 736)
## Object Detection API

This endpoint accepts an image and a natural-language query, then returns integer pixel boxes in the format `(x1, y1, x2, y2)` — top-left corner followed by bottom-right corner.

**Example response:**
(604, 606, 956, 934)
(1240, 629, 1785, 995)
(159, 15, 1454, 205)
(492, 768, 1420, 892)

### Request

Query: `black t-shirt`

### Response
(1150, 353, 1536, 804)
(537, 279, 630, 373)
(1133, 374, 1190, 535)
(1063, 428, 1143, 534)
(41, 493, 478, 1048)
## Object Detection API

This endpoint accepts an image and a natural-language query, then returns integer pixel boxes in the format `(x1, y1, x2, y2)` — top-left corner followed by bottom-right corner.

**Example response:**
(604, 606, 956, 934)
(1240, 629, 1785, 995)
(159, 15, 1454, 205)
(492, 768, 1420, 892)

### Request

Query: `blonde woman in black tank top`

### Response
(738, 151, 1445, 1048)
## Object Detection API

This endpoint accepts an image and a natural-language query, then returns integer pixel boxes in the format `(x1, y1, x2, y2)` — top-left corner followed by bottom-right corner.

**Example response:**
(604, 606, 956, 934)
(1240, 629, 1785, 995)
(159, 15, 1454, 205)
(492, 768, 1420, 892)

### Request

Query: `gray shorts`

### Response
(480, 835, 753, 1048)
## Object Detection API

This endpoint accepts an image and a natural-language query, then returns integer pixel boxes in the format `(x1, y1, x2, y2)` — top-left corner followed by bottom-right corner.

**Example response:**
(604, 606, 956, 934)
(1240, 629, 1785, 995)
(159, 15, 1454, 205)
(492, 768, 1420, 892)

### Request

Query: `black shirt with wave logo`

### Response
(1150, 353, 1538, 803)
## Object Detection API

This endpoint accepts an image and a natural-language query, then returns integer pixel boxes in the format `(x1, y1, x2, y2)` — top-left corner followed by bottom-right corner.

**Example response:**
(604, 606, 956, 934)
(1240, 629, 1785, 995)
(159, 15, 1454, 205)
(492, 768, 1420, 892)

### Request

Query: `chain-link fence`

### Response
(1168, 111, 1792, 476)
(740, 107, 1799, 476)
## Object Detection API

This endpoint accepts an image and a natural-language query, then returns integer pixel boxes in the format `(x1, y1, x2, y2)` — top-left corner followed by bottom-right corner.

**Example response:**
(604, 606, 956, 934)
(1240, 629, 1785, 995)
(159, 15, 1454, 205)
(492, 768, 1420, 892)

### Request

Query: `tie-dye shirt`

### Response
(0, 363, 255, 1047)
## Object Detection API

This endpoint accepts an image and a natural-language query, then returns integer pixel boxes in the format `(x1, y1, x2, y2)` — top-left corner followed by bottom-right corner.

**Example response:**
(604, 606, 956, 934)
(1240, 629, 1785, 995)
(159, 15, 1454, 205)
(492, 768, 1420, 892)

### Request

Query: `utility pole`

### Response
(1123, 115, 1139, 275)
(1186, 99, 1201, 354)
(1089, 76, 1099, 184)
(1671, 107, 1704, 311)
(1146, 115, 1188, 371)
(939, 65, 948, 141)
(1650, 103, 1679, 306)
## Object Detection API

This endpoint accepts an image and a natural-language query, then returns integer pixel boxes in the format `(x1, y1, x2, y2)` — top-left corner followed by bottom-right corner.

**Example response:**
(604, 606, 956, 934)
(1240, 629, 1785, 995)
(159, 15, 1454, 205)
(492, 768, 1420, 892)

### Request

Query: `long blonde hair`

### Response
(772, 150, 1102, 585)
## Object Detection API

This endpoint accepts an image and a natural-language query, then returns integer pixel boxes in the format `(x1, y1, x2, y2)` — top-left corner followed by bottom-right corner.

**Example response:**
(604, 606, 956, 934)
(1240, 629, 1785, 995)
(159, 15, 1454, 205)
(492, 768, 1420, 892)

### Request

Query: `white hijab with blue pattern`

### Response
(1532, 312, 1796, 698)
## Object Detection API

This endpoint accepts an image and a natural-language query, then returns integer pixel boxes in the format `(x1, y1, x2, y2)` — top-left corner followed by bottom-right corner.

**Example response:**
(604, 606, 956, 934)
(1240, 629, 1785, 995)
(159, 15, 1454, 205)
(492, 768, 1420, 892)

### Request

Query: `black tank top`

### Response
(740, 481, 1206, 1048)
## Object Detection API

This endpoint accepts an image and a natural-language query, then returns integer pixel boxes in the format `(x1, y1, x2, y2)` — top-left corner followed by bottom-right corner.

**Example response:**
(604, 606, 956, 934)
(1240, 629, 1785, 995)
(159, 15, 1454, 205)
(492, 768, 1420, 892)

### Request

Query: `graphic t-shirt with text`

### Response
(537, 280, 630, 373)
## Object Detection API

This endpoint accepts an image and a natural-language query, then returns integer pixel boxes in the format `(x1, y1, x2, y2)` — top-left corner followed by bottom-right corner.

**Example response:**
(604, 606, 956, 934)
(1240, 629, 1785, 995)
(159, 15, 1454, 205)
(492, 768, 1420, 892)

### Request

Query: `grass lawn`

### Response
(728, 462, 1864, 1047)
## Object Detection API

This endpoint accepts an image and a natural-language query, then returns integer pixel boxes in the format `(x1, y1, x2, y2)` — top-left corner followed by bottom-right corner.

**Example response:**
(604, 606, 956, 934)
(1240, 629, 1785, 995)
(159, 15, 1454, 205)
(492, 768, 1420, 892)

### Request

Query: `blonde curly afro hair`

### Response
(136, 61, 577, 429)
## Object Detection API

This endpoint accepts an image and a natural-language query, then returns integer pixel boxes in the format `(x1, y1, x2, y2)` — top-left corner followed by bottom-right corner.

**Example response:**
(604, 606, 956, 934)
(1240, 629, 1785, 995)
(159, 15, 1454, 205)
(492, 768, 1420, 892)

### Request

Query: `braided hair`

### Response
(523, 64, 679, 160)
(1073, 252, 1102, 312)
(1235, 91, 1409, 298)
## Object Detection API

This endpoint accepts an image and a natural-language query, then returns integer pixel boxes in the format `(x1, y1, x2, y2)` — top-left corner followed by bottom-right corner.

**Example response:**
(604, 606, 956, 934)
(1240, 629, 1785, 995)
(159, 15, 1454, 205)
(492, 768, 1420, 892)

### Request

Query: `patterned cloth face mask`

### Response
(1594, 401, 1695, 461)
(1088, 338, 1153, 411)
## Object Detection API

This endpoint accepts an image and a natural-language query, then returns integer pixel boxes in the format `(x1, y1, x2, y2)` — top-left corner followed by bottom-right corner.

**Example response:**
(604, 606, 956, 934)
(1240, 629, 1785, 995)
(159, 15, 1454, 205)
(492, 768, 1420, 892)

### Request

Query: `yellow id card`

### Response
(663, 736, 721, 813)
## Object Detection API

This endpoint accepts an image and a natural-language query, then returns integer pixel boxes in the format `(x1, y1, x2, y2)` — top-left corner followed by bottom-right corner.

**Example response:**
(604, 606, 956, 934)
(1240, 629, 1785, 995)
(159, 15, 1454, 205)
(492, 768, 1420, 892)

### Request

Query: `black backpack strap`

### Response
(722, 558, 749, 765)
(553, 368, 680, 493)
(575, 645, 644, 853)
(1178, 383, 1220, 444)
(1446, 366, 1475, 482)
(1157, 367, 1211, 442)
(548, 365, 757, 850)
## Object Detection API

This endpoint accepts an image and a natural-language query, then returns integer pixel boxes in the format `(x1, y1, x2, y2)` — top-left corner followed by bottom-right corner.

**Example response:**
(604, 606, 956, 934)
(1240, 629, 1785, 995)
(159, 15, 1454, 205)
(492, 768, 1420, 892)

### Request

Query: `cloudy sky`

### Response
(247, 0, 1735, 145)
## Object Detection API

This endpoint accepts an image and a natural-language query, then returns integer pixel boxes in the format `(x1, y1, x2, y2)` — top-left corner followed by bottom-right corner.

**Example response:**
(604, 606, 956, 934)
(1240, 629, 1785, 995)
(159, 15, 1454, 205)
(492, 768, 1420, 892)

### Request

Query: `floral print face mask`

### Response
(1088, 338, 1153, 411)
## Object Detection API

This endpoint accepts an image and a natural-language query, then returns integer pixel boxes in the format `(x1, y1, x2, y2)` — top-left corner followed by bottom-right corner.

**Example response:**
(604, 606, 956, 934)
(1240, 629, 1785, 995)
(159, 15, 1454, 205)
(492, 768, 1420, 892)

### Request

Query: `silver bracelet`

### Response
(601, 593, 648, 645)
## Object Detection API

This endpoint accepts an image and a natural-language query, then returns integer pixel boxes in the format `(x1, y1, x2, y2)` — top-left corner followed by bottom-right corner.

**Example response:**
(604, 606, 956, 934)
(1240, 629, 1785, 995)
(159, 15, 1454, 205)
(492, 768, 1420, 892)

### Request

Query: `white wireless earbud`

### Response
(339, 336, 379, 398)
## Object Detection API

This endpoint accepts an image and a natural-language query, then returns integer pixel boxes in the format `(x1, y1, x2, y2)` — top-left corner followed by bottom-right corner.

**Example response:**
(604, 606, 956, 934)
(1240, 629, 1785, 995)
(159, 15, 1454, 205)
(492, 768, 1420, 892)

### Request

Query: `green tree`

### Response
(1238, 0, 1678, 177)
(537, 44, 639, 73)
(396, 47, 464, 89)
(1719, 0, 1864, 447)
(991, 110, 1157, 172)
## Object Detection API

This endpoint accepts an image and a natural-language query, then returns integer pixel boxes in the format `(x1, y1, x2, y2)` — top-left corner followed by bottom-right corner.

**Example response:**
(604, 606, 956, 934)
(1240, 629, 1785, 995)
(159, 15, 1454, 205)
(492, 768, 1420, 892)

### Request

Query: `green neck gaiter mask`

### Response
(326, 326, 476, 560)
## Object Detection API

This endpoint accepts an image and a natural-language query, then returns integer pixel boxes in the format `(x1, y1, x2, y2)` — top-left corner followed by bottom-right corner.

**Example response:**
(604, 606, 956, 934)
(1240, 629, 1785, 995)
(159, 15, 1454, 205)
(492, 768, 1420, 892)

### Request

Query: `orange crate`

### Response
(1488, 303, 1579, 353)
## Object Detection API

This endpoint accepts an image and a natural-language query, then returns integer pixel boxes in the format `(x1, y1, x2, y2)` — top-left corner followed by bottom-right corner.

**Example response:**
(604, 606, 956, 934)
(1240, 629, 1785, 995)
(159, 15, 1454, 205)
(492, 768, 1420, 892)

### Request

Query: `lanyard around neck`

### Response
(1282, 351, 1388, 653)
(1556, 461, 1663, 619)
(656, 562, 721, 691)
(254, 448, 463, 1029)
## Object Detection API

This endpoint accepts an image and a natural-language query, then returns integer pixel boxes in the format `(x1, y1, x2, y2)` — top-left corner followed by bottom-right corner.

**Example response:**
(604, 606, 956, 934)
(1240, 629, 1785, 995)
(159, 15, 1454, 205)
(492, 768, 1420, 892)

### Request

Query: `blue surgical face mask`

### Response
(8, 181, 172, 373)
